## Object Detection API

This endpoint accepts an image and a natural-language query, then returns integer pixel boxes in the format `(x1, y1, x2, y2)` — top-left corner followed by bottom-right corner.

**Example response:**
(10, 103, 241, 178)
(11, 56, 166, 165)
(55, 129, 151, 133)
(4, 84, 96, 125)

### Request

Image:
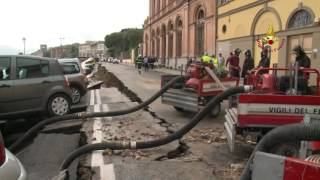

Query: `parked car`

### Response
(112, 59, 120, 64)
(0, 55, 73, 118)
(58, 58, 89, 104)
(81, 58, 96, 74)
(0, 131, 27, 180)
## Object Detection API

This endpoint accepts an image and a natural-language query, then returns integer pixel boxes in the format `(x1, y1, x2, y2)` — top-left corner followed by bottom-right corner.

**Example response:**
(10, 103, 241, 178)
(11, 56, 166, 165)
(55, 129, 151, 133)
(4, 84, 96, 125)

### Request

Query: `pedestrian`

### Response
(257, 48, 270, 74)
(218, 53, 225, 68)
(241, 50, 254, 78)
(143, 56, 149, 72)
(150, 56, 155, 70)
(136, 55, 143, 74)
(226, 49, 241, 78)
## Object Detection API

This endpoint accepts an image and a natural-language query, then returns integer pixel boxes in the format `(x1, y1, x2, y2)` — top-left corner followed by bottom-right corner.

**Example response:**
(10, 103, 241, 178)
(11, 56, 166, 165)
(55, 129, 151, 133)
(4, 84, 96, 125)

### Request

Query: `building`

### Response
(143, 0, 216, 68)
(31, 44, 48, 57)
(217, 0, 320, 71)
(79, 41, 106, 58)
(49, 43, 79, 58)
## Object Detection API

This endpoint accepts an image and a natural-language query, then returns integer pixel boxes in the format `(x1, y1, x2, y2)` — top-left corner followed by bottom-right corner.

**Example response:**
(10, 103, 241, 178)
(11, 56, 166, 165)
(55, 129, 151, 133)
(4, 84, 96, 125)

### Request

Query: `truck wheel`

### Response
(210, 103, 221, 117)
(173, 106, 184, 112)
(271, 142, 300, 157)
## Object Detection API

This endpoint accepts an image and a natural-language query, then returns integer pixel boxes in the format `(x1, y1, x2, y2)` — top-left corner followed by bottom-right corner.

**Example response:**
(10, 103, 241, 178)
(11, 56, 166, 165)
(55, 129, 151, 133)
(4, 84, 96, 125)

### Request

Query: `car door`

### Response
(13, 57, 50, 113)
(0, 57, 15, 115)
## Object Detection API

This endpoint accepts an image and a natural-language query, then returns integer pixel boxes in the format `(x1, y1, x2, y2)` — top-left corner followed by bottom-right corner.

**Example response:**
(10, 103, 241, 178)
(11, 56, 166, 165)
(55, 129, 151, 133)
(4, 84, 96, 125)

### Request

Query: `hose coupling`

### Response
(130, 141, 137, 149)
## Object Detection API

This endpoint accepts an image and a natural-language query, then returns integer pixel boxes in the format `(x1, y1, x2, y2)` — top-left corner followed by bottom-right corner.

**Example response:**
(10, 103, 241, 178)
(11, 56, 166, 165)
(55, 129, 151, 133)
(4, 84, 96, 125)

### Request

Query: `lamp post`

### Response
(22, 37, 26, 55)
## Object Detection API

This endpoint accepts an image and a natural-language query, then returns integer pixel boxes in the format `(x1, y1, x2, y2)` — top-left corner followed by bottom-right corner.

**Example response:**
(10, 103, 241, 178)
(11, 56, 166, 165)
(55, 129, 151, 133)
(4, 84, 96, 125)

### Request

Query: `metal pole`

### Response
(294, 62, 299, 95)
(22, 37, 26, 55)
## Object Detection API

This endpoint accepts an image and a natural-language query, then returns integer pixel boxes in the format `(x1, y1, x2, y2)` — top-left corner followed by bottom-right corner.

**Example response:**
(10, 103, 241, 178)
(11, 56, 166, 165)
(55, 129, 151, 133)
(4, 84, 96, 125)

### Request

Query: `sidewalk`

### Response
(120, 62, 183, 75)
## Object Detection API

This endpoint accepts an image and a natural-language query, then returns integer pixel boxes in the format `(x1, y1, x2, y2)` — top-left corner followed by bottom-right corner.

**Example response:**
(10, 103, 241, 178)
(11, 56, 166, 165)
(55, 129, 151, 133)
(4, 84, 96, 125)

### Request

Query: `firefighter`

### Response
(241, 50, 254, 78)
(293, 45, 310, 69)
(293, 45, 311, 94)
(211, 54, 219, 68)
(136, 55, 143, 74)
(226, 48, 241, 78)
(257, 48, 270, 74)
(201, 53, 212, 64)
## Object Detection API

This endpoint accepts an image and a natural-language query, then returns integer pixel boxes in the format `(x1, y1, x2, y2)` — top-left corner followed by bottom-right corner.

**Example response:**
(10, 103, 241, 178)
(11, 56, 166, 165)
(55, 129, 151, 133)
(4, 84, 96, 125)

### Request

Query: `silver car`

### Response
(58, 58, 88, 104)
(0, 55, 73, 118)
(0, 132, 27, 180)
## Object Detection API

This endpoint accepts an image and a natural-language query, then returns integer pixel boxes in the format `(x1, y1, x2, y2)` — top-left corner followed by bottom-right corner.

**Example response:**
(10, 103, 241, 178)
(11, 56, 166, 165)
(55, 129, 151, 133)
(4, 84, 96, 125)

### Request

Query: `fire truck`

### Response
(224, 67, 320, 155)
(161, 63, 239, 117)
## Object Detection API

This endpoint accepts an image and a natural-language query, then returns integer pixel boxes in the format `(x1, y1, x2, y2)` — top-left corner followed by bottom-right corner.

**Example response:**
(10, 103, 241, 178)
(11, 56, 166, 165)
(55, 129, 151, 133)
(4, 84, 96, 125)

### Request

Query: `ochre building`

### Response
(217, 0, 320, 69)
(143, 0, 216, 68)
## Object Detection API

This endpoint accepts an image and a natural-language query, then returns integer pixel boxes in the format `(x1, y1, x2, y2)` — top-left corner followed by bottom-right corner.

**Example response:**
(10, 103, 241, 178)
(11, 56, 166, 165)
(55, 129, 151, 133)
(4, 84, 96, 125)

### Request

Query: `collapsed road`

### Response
(75, 63, 253, 180)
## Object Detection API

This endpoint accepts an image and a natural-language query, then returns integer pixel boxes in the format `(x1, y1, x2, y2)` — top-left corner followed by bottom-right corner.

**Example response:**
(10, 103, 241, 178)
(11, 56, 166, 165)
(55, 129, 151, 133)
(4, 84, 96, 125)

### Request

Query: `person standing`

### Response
(226, 49, 241, 77)
(293, 45, 310, 69)
(218, 53, 225, 68)
(143, 56, 149, 72)
(241, 50, 254, 78)
(136, 55, 143, 74)
(257, 48, 270, 74)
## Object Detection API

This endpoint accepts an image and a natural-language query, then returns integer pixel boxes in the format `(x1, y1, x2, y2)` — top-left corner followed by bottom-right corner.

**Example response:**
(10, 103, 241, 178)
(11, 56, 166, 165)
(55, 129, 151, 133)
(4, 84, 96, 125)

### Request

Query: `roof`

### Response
(0, 55, 57, 61)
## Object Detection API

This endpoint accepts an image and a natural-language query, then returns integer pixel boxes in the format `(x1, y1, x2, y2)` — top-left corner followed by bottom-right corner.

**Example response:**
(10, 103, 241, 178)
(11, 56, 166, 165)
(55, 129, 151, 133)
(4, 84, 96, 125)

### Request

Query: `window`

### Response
(16, 58, 49, 79)
(217, 0, 231, 6)
(288, 10, 313, 29)
(196, 9, 205, 56)
(0, 57, 11, 81)
(61, 62, 80, 74)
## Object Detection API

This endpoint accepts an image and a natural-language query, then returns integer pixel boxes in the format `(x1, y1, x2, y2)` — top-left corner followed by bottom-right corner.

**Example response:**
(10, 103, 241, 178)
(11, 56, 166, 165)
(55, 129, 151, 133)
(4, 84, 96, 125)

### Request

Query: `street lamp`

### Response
(22, 37, 26, 55)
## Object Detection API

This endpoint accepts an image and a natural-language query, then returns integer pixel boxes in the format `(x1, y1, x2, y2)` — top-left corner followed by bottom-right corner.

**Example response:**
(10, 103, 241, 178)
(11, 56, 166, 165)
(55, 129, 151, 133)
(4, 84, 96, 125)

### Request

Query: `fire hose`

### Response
(56, 86, 252, 179)
(9, 75, 185, 152)
(240, 122, 320, 180)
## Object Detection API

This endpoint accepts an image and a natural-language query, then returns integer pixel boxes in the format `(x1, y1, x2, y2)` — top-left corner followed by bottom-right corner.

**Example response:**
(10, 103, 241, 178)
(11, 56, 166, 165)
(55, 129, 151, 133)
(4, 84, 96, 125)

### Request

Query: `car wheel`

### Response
(71, 86, 81, 104)
(48, 94, 70, 116)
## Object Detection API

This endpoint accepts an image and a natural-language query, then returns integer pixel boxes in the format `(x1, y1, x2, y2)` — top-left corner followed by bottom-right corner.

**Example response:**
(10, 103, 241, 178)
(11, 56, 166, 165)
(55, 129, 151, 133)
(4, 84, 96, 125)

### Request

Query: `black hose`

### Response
(240, 122, 320, 180)
(59, 86, 249, 171)
(8, 76, 185, 152)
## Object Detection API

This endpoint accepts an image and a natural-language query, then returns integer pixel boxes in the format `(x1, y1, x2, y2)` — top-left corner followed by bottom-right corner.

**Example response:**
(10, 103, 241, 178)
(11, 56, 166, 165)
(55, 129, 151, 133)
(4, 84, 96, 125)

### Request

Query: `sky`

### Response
(0, 0, 149, 54)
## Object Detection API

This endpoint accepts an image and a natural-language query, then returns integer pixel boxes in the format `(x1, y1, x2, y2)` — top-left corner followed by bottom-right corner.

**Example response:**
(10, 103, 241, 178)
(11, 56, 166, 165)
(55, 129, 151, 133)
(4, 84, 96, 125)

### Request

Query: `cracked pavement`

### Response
(79, 63, 253, 180)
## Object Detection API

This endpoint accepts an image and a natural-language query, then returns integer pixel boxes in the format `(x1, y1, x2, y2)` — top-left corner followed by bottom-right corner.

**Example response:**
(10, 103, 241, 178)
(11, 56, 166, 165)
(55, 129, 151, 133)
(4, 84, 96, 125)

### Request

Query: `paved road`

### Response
(91, 63, 252, 179)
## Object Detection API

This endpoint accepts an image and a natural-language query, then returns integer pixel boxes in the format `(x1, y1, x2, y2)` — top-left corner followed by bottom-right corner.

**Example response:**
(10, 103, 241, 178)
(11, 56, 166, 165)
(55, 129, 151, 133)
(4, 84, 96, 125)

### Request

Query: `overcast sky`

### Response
(0, 0, 149, 54)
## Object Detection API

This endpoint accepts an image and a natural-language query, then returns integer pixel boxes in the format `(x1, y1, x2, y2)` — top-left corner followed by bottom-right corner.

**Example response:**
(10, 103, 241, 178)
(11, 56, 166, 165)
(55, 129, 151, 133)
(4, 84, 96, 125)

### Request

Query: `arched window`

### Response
(288, 9, 313, 29)
(144, 34, 149, 56)
(176, 19, 183, 58)
(156, 28, 160, 58)
(168, 22, 174, 58)
(196, 9, 205, 56)
(161, 25, 167, 59)
(151, 30, 155, 56)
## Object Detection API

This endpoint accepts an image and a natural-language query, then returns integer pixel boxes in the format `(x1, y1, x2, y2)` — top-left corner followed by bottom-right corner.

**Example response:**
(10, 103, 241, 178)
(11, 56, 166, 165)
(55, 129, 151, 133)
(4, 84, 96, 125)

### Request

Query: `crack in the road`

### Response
(95, 66, 174, 134)
(94, 66, 191, 160)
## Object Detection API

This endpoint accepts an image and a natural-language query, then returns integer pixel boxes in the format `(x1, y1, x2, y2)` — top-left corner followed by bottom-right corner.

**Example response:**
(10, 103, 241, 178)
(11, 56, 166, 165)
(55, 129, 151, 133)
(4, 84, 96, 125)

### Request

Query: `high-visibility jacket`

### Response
(136, 57, 143, 64)
(202, 55, 212, 63)
(213, 57, 219, 67)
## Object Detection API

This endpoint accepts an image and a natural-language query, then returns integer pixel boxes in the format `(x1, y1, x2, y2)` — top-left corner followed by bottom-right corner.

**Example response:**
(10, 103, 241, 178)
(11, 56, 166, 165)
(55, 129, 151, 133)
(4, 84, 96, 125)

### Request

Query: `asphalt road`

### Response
(96, 62, 252, 179)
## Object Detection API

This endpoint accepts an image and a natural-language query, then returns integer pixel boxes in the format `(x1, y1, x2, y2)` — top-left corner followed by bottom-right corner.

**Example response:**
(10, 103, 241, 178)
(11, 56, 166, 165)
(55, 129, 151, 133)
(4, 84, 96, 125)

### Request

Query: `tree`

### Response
(104, 28, 143, 58)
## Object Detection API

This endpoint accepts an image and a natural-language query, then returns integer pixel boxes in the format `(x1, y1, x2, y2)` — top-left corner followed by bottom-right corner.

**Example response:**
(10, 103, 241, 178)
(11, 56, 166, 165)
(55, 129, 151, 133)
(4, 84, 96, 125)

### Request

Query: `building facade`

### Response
(143, 0, 216, 69)
(217, 0, 320, 71)
(79, 41, 106, 58)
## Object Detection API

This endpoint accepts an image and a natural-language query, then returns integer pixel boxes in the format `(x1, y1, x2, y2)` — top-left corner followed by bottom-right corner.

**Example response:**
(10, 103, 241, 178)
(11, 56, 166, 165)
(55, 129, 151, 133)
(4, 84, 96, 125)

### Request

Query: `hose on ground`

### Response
(240, 122, 320, 180)
(9, 76, 185, 152)
(59, 86, 251, 172)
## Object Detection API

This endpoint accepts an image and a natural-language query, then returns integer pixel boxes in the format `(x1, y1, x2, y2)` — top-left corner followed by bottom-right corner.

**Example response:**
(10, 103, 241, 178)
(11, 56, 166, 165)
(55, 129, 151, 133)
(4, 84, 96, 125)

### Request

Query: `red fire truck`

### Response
(161, 64, 239, 117)
(225, 67, 320, 155)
